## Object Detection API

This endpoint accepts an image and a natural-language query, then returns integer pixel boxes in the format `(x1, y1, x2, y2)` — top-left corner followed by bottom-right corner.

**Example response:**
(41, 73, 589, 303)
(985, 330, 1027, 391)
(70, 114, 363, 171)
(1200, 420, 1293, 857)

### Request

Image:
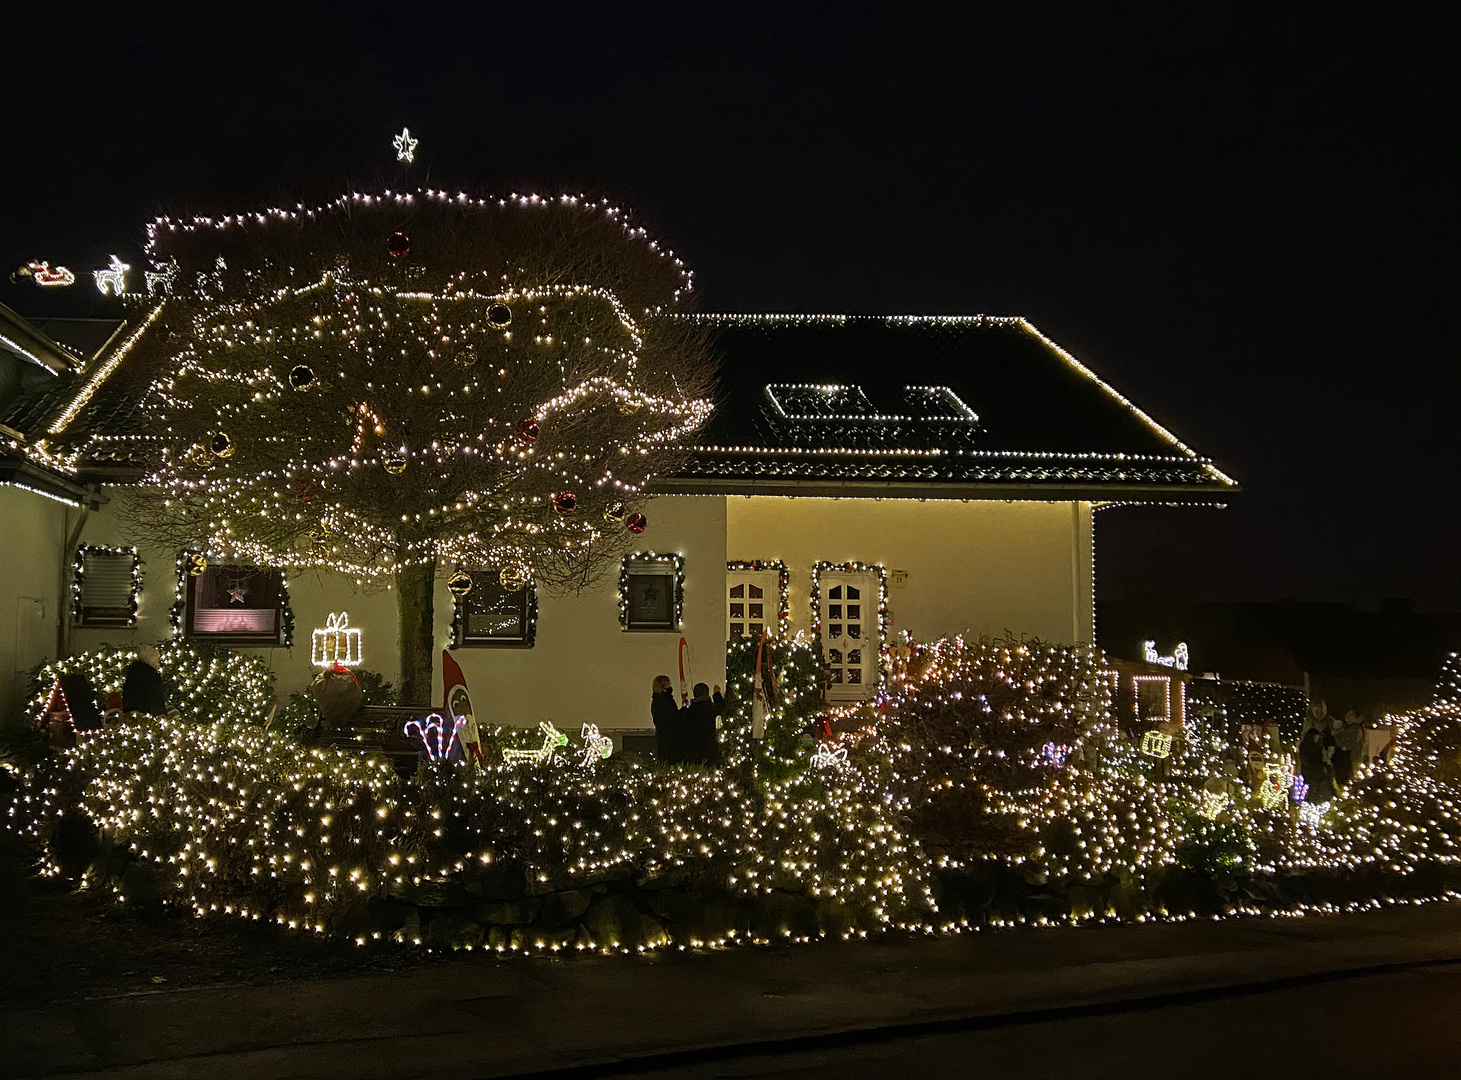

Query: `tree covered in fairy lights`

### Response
(118, 191, 715, 702)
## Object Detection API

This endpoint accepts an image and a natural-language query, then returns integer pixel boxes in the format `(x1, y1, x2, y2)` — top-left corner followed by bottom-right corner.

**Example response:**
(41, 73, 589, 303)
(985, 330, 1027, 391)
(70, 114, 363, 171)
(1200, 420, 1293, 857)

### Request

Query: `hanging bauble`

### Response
(604, 502, 628, 524)
(499, 565, 530, 592)
(516, 418, 540, 445)
(552, 491, 577, 514)
(387, 232, 411, 258)
(457, 345, 477, 368)
(625, 513, 647, 534)
(447, 569, 474, 599)
(383, 453, 408, 475)
(487, 303, 512, 327)
(188, 553, 209, 577)
(288, 364, 316, 390)
(617, 396, 642, 416)
(210, 432, 234, 458)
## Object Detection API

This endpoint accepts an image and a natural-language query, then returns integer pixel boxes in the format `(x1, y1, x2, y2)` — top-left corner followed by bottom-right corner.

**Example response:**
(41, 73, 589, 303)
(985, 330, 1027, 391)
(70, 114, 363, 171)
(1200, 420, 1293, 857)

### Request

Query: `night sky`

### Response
(3, 4, 1455, 609)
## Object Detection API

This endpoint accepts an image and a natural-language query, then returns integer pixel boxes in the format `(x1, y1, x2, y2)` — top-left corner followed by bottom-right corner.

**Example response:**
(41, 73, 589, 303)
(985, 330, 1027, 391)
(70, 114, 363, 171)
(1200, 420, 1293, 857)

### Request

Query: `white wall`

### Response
(67, 494, 727, 732)
(28, 491, 1094, 730)
(0, 486, 70, 720)
(726, 496, 1094, 646)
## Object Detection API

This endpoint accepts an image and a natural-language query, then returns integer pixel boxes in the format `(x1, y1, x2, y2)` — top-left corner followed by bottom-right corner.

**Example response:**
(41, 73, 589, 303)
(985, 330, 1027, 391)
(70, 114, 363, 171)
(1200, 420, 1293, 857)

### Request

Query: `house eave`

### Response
(0, 457, 106, 509)
(648, 476, 1236, 504)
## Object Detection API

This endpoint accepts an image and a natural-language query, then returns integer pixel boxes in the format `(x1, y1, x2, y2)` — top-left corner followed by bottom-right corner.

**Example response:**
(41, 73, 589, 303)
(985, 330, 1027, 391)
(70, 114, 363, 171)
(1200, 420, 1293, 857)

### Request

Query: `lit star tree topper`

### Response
(393, 127, 418, 163)
(117, 191, 715, 703)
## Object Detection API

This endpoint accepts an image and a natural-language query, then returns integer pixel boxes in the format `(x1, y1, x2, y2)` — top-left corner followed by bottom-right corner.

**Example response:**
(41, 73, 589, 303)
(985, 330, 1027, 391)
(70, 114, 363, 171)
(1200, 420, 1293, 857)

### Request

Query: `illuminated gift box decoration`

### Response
(1140, 730, 1173, 758)
(312, 611, 363, 668)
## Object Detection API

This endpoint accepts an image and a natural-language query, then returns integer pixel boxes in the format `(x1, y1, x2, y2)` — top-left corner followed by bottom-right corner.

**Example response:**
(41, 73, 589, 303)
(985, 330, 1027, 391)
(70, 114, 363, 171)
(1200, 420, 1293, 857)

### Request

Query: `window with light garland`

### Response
(453, 571, 536, 648)
(71, 545, 140, 627)
(620, 554, 682, 631)
(726, 561, 786, 640)
(180, 559, 289, 645)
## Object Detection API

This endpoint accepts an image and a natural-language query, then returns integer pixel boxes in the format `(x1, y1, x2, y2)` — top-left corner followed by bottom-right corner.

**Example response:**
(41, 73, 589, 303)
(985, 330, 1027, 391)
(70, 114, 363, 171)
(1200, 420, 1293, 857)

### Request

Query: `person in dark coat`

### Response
(681, 682, 725, 766)
(1298, 727, 1335, 804)
(650, 675, 682, 764)
(122, 644, 167, 715)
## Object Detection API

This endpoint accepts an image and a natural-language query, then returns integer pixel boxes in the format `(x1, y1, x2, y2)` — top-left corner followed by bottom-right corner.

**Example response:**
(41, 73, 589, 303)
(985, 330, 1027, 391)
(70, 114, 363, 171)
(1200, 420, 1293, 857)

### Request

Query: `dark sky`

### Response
(3, 3, 1456, 609)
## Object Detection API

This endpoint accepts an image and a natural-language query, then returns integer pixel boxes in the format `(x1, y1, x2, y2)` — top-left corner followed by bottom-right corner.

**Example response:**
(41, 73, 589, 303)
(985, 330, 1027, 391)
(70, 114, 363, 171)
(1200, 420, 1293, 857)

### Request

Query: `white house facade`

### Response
(1, 304, 1235, 733)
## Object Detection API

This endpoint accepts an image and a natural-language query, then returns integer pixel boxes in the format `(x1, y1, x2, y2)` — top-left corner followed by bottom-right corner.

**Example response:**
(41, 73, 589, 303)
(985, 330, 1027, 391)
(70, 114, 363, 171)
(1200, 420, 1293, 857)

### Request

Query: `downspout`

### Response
(59, 505, 89, 658)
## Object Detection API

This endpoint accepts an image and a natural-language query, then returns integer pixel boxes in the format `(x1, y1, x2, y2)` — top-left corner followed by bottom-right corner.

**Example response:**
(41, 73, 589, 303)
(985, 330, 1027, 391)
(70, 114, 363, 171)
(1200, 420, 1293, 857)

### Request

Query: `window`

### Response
(180, 558, 289, 645)
(1135, 676, 1171, 722)
(72, 545, 140, 627)
(620, 554, 683, 631)
(726, 561, 787, 640)
(453, 572, 536, 647)
(813, 564, 884, 701)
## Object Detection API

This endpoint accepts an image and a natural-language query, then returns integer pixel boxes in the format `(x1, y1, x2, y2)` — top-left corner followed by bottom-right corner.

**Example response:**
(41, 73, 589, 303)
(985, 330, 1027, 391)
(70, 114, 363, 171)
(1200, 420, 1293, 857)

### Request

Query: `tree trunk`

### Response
(396, 556, 437, 706)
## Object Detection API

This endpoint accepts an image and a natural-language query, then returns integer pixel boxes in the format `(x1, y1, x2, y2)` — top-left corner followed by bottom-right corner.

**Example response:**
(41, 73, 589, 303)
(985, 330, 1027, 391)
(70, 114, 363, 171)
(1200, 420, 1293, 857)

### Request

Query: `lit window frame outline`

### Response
(450, 571, 538, 649)
(171, 550, 293, 647)
(619, 552, 684, 633)
(725, 559, 789, 640)
(71, 543, 141, 628)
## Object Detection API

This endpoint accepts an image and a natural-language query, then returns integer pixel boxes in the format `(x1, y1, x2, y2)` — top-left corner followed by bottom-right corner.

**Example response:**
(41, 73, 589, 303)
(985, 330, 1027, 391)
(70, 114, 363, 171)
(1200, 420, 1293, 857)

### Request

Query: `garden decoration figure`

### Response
(503, 721, 568, 765)
(404, 713, 467, 761)
(442, 651, 484, 766)
(578, 723, 613, 768)
(811, 742, 848, 770)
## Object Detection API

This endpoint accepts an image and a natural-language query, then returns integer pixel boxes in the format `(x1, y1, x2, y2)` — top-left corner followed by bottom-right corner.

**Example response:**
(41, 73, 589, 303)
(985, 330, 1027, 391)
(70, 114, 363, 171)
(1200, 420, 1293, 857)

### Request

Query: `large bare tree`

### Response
(120, 191, 715, 703)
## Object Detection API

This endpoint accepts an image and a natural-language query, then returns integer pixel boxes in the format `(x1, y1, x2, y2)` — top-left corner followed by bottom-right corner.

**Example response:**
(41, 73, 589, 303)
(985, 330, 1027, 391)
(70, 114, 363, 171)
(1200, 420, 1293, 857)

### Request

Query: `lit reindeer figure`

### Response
(93, 255, 130, 296)
(503, 720, 568, 766)
(144, 259, 179, 297)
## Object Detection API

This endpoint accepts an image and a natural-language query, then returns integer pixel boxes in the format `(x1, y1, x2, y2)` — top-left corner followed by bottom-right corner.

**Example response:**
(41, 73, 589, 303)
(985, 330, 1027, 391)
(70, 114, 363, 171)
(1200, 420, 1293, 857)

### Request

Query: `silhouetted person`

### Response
(681, 682, 725, 766)
(122, 644, 167, 715)
(650, 674, 682, 763)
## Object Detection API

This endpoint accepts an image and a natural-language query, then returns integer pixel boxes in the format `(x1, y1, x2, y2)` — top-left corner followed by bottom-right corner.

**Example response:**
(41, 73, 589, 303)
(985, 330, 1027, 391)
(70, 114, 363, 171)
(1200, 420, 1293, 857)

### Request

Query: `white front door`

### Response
(819, 572, 877, 700)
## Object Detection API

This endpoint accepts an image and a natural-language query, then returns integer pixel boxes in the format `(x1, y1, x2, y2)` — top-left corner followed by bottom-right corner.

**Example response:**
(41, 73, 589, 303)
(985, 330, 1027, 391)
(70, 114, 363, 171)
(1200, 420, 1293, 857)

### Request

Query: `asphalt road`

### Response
(614, 963, 1461, 1079)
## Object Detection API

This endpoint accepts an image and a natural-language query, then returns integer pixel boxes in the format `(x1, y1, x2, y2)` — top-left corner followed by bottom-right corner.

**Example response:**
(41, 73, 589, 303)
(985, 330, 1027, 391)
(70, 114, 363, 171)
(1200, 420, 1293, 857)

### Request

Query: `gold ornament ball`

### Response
(210, 432, 234, 458)
(189, 553, 208, 577)
(447, 570, 474, 599)
(616, 397, 641, 415)
(604, 502, 628, 524)
(383, 454, 408, 475)
(499, 566, 530, 592)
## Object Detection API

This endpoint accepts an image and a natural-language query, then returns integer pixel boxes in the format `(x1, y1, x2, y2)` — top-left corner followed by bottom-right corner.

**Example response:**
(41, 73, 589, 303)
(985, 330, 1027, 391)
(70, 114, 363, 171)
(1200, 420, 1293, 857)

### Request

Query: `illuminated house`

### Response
(1, 308, 1235, 730)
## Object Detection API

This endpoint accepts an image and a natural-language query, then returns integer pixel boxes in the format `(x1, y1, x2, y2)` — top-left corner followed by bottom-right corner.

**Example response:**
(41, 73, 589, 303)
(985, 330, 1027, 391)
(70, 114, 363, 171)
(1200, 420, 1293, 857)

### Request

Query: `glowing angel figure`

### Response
(393, 127, 418, 163)
(810, 743, 848, 770)
(578, 723, 613, 767)
(404, 713, 466, 760)
(93, 255, 129, 296)
(503, 720, 568, 765)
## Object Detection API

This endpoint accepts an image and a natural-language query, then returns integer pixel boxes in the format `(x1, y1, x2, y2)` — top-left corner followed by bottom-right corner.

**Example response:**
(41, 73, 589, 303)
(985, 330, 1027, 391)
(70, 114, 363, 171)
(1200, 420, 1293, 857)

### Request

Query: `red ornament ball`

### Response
(625, 513, 647, 534)
(516, 418, 540, 445)
(553, 491, 577, 514)
(387, 232, 411, 258)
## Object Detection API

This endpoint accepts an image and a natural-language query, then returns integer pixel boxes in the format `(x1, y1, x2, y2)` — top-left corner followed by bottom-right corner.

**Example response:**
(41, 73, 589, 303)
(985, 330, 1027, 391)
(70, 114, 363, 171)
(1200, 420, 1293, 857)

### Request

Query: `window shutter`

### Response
(78, 549, 137, 625)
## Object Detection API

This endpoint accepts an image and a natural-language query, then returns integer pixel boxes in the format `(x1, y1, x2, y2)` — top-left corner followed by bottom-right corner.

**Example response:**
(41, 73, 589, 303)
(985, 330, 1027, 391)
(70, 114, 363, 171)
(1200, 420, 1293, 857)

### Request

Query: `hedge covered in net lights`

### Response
(7, 637, 1461, 952)
(8, 636, 931, 951)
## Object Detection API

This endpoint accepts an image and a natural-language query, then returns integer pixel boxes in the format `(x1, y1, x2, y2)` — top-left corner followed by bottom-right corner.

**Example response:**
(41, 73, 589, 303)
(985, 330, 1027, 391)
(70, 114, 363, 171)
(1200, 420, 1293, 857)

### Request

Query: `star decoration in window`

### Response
(227, 584, 248, 604)
(393, 127, 418, 163)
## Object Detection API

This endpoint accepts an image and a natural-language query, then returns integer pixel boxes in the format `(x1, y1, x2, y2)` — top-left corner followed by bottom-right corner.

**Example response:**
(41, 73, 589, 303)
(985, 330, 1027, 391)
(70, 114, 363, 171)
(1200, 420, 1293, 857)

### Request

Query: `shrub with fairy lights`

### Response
(10, 637, 930, 951)
(24, 641, 273, 729)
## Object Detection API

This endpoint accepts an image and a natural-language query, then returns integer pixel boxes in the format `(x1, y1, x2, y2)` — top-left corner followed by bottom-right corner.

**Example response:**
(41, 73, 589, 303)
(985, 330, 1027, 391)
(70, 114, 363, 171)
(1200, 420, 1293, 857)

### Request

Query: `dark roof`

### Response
(658, 315, 1234, 501)
(29, 318, 125, 362)
(16, 307, 1234, 502)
